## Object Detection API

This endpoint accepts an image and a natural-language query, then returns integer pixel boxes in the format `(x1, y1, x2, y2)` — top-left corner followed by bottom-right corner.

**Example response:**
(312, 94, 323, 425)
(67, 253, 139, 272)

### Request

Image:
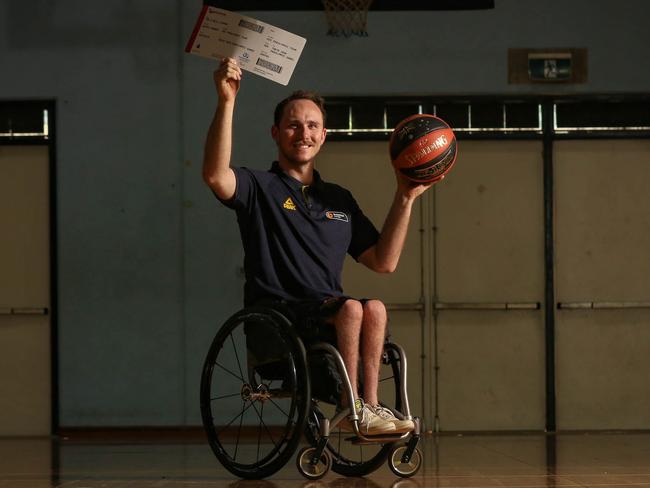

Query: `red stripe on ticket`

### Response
(185, 5, 209, 52)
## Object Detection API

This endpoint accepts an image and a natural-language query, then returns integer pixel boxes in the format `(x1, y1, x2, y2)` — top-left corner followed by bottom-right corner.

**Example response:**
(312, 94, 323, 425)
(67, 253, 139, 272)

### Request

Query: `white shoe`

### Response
(338, 399, 396, 435)
(370, 404, 414, 434)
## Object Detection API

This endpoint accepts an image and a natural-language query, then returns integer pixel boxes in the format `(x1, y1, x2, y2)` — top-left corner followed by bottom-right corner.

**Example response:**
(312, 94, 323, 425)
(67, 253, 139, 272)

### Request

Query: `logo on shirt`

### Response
(283, 197, 297, 211)
(326, 211, 349, 222)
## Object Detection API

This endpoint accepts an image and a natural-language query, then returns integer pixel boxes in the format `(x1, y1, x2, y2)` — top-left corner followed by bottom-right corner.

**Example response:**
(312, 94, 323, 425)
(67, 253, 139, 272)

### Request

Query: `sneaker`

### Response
(338, 399, 396, 435)
(370, 404, 415, 434)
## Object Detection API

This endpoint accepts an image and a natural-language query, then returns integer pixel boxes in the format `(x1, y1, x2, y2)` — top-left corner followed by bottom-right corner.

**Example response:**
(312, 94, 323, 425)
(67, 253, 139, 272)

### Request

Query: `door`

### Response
(434, 140, 546, 431)
(0, 145, 51, 435)
(555, 139, 650, 429)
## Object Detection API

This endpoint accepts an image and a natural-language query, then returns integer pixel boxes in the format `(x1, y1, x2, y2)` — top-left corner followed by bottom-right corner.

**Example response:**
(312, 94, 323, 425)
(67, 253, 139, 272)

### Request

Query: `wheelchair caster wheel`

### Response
(297, 446, 331, 480)
(388, 445, 422, 478)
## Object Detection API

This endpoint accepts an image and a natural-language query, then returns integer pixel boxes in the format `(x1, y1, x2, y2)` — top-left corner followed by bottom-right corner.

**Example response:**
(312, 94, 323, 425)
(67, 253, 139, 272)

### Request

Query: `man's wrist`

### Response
(394, 190, 416, 208)
(218, 98, 236, 110)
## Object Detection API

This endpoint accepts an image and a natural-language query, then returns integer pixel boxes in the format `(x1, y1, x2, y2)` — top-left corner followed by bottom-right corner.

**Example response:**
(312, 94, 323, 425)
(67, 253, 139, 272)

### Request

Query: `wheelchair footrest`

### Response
(346, 434, 408, 445)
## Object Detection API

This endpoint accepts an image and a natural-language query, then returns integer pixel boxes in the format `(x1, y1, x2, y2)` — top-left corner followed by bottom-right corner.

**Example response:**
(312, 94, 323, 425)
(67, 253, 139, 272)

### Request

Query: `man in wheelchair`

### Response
(203, 58, 438, 437)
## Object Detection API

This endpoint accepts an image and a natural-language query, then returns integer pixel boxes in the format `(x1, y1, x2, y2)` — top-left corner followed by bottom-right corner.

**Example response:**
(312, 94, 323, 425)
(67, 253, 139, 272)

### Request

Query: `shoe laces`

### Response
(372, 404, 397, 420)
(358, 404, 374, 424)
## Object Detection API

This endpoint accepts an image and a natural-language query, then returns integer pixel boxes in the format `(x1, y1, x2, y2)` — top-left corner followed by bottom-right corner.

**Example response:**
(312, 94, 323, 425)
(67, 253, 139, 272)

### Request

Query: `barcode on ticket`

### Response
(256, 58, 283, 73)
(238, 19, 264, 33)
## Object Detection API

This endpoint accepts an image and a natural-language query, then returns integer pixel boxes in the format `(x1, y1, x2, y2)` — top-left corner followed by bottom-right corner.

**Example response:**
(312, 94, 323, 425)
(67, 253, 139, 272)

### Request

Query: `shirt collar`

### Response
(270, 161, 323, 191)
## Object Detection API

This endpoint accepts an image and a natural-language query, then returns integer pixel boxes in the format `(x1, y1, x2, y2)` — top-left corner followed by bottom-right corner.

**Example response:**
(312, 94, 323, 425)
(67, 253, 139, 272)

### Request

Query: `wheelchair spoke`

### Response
(214, 361, 245, 382)
(215, 399, 255, 438)
(267, 397, 290, 418)
(250, 400, 279, 450)
(211, 391, 241, 401)
(229, 333, 245, 380)
(379, 375, 395, 382)
(233, 402, 245, 461)
(255, 402, 264, 463)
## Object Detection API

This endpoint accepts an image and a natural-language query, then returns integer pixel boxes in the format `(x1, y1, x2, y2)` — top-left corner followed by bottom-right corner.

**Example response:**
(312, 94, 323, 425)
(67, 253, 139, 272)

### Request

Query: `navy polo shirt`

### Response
(220, 161, 380, 305)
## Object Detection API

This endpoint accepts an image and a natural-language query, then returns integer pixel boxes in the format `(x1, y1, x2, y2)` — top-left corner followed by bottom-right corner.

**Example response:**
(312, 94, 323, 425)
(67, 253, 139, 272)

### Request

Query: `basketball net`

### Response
(322, 0, 373, 37)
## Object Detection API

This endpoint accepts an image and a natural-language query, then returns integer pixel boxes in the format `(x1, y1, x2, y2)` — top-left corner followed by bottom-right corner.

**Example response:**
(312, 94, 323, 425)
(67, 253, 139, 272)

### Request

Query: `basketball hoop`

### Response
(322, 0, 373, 37)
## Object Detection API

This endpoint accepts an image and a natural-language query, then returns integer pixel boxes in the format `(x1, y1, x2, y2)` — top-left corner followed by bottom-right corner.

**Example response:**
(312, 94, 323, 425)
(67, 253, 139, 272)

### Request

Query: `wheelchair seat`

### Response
(200, 306, 422, 480)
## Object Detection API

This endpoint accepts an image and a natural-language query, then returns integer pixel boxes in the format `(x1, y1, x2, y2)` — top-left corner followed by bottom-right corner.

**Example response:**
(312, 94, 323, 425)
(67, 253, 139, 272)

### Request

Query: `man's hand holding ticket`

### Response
(185, 7, 306, 86)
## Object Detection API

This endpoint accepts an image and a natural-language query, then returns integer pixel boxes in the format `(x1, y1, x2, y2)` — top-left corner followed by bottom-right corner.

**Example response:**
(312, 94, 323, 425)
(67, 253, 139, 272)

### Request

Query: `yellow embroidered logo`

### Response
(283, 197, 296, 211)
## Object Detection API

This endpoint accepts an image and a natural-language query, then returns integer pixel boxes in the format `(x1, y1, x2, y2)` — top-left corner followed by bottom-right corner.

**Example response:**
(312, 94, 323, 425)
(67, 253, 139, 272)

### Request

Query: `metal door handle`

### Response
(434, 302, 540, 310)
(385, 303, 425, 312)
(0, 307, 49, 316)
(558, 301, 650, 310)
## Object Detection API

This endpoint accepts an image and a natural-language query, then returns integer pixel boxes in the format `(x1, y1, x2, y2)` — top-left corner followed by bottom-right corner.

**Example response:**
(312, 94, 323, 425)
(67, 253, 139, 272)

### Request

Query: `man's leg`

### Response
(360, 299, 387, 406)
(360, 299, 415, 433)
(332, 299, 363, 403)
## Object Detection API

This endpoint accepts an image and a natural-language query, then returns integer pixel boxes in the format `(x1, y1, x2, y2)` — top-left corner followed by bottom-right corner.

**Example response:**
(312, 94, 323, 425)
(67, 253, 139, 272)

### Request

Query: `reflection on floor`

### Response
(1, 433, 649, 487)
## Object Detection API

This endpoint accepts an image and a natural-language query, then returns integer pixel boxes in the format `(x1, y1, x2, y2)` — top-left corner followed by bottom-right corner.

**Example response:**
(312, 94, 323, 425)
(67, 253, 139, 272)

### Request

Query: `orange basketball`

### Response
(389, 114, 457, 183)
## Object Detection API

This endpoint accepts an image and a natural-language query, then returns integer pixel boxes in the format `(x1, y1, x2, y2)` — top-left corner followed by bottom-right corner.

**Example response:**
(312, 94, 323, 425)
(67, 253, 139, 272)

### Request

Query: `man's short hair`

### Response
(274, 90, 327, 127)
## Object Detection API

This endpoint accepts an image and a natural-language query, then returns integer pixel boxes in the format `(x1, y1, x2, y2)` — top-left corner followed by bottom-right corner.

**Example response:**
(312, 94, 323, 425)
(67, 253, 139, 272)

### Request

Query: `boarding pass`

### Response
(185, 7, 306, 86)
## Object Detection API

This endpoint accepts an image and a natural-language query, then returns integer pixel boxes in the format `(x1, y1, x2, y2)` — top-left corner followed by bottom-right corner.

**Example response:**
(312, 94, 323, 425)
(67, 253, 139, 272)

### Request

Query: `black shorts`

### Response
(251, 296, 363, 346)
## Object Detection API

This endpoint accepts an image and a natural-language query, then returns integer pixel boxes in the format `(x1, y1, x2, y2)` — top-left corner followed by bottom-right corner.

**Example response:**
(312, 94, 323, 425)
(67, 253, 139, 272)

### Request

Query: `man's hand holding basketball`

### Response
(394, 169, 439, 201)
(214, 58, 242, 103)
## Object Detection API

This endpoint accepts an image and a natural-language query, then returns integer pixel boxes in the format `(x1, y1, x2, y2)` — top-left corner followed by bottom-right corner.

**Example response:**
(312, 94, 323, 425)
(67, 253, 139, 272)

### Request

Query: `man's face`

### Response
(272, 99, 327, 167)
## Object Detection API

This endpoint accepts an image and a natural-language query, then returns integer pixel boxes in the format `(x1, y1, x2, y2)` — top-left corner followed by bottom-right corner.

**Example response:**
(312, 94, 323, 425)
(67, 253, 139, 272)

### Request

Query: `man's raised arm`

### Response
(202, 58, 242, 201)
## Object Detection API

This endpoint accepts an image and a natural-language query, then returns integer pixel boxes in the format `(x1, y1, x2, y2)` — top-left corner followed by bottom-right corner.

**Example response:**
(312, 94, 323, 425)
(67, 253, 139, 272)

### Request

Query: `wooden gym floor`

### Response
(1, 432, 650, 487)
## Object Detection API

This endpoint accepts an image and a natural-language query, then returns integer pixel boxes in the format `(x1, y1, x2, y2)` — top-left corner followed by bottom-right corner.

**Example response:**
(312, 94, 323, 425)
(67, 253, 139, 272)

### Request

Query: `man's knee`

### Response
(363, 299, 387, 322)
(336, 298, 364, 324)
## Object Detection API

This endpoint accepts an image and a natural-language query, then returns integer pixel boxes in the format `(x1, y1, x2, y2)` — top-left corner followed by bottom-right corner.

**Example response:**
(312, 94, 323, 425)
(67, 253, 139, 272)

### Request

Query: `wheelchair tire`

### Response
(388, 445, 422, 478)
(200, 307, 311, 479)
(304, 344, 403, 477)
(296, 446, 331, 480)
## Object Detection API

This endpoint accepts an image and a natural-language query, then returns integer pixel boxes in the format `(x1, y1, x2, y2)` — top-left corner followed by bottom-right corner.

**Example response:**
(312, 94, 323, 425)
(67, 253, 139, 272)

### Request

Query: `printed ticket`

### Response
(185, 6, 306, 86)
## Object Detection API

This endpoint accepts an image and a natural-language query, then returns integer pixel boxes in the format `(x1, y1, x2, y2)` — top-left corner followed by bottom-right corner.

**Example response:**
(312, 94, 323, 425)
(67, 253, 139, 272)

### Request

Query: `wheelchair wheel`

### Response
(304, 345, 403, 477)
(296, 446, 331, 480)
(388, 445, 422, 478)
(200, 308, 311, 479)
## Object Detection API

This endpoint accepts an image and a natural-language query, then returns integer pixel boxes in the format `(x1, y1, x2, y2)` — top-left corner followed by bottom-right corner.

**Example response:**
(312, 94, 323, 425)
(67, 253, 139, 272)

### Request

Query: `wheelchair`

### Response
(200, 306, 423, 480)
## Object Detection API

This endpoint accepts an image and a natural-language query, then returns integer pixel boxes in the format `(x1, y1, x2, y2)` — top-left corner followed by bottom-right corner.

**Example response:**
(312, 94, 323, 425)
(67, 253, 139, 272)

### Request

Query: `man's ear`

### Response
(322, 127, 327, 142)
(271, 125, 279, 143)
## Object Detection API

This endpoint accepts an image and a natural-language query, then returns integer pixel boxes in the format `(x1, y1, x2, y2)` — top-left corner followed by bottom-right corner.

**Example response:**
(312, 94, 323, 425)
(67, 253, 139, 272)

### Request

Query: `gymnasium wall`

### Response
(0, 0, 648, 426)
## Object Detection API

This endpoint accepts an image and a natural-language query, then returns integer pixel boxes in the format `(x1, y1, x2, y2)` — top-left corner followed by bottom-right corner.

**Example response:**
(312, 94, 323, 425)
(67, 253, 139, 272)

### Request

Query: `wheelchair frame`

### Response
(200, 306, 423, 480)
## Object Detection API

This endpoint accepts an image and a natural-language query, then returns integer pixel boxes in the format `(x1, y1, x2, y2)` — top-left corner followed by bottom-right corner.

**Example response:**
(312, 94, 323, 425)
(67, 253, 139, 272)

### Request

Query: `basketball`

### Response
(389, 114, 457, 183)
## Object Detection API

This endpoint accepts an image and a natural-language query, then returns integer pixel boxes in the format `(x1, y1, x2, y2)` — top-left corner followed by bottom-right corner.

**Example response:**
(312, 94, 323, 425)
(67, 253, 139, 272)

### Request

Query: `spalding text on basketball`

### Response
(405, 135, 449, 165)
